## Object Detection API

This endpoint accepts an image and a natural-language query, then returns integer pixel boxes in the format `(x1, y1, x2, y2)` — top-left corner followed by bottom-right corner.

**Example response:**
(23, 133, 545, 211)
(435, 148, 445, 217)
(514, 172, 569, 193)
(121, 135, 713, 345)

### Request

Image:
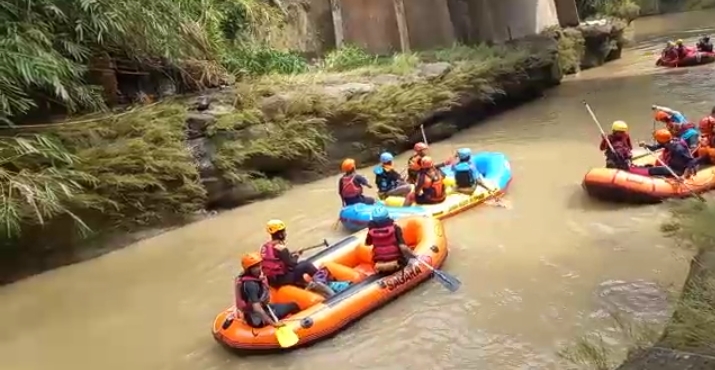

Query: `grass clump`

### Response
(577, 0, 641, 23)
(543, 26, 586, 74)
(50, 104, 206, 226)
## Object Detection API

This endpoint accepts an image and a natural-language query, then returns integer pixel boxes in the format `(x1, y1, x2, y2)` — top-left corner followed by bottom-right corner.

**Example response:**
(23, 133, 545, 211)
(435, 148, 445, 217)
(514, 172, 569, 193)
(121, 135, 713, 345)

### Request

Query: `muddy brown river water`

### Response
(3, 10, 715, 370)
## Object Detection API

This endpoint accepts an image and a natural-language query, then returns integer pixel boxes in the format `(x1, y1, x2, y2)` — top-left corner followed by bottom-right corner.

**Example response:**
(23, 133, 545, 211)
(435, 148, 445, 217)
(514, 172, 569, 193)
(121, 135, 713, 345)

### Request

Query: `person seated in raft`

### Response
(403, 156, 447, 206)
(235, 252, 300, 328)
(653, 105, 699, 148)
(698, 108, 715, 145)
(599, 120, 633, 170)
(260, 219, 335, 297)
(407, 142, 429, 184)
(675, 39, 688, 59)
(692, 135, 715, 169)
(339, 158, 375, 206)
(697, 35, 713, 53)
(308, 267, 352, 294)
(638, 129, 697, 177)
(365, 206, 415, 274)
(451, 148, 490, 194)
(374, 152, 412, 199)
(661, 41, 678, 60)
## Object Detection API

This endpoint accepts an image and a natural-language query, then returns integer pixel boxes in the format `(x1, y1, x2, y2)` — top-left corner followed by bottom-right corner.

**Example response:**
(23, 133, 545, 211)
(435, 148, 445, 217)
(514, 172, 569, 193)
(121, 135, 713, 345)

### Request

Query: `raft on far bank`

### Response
(339, 151, 512, 231)
(212, 216, 448, 351)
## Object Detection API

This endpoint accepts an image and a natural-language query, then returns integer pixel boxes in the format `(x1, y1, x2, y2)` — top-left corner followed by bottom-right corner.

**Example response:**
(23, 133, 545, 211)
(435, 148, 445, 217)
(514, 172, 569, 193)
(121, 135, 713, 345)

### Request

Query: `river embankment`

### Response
(616, 201, 715, 370)
(0, 21, 626, 284)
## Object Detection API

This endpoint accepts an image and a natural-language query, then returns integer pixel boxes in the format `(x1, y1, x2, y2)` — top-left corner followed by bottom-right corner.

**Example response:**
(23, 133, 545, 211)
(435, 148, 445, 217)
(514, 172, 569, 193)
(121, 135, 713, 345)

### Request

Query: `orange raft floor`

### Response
(212, 216, 449, 352)
(582, 154, 715, 203)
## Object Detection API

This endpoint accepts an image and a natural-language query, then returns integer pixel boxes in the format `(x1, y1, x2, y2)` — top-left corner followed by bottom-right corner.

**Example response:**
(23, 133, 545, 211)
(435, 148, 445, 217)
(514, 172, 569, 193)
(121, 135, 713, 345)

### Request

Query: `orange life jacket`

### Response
(368, 224, 401, 263)
(697, 145, 715, 164)
(260, 240, 287, 278)
(234, 274, 270, 313)
(339, 174, 362, 198)
(419, 169, 446, 201)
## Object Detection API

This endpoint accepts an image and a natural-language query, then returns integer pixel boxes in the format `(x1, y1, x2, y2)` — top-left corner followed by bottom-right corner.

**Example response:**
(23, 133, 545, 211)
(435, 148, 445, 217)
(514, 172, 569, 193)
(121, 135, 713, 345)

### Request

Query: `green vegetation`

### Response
(561, 199, 715, 369)
(577, 0, 641, 22)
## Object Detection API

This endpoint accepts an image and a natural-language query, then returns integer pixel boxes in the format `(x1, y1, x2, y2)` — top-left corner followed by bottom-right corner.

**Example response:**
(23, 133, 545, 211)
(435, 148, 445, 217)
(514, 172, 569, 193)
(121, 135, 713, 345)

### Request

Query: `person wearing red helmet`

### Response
(406, 142, 429, 184)
(338, 158, 375, 206)
(638, 129, 697, 177)
(233, 252, 300, 328)
(698, 107, 715, 146)
(403, 156, 447, 206)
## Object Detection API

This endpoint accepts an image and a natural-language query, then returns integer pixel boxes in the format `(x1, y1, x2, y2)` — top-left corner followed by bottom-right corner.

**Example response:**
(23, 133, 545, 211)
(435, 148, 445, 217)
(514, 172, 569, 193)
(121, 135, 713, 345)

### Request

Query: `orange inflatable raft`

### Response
(583, 153, 715, 203)
(212, 216, 449, 351)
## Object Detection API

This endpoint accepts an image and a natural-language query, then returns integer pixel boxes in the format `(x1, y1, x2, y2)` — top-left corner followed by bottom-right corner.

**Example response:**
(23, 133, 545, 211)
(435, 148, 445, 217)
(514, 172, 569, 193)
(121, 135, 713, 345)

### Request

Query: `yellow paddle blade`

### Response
(443, 176, 456, 187)
(275, 326, 299, 348)
(383, 196, 404, 207)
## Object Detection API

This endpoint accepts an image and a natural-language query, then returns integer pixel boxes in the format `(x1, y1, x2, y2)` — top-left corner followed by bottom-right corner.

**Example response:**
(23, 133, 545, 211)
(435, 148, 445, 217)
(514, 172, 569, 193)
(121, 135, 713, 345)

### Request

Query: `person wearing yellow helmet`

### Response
(233, 252, 300, 328)
(675, 39, 688, 59)
(599, 120, 633, 170)
(339, 158, 375, 206)
(259, 219, 334, 296)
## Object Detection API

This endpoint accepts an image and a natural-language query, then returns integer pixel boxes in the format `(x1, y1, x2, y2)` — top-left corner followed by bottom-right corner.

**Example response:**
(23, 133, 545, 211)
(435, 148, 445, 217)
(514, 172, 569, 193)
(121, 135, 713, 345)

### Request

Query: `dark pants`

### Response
(343, 195, 376, 206)
(648, 166, 683, 177)
(245, 302, 300, 328)
(268, 261, 318, 288)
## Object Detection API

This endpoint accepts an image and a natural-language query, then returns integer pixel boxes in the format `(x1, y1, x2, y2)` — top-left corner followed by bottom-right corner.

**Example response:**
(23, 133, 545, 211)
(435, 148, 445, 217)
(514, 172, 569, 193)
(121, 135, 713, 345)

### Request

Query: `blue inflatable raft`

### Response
(338, 151, 512, 231)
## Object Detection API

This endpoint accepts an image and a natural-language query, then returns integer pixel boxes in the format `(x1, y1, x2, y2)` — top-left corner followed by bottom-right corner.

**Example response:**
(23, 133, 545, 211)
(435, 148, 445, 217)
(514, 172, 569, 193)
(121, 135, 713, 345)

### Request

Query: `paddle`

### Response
(267, 305, 300, 348)
(583, 101, 619, 156)
(414, 257, 461, 292)
(295, 239, 329, 254)
(641, 147, 706, 202)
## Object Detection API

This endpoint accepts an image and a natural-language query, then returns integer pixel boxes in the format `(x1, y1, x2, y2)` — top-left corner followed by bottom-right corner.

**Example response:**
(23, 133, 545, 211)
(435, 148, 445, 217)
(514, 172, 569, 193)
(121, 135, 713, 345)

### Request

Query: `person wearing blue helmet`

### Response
(374, 152, 412, 199)
(451, 148, 490, 194)
(365, 206, 414, 274)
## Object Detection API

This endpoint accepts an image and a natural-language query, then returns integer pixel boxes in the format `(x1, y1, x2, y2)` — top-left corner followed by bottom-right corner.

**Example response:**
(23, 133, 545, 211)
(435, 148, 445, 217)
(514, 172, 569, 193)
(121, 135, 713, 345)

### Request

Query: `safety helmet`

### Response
(413, 142, 428, 152)
(456, 148, 472, 160)
(654, 111, 670, 122)
(676, 39, 683, 45)
(266, 219, 286, 235)
(611, 120, 628, 132)
(379, 152, 394, 164)
(341, 158, 356, 172)
(699, 117, 715, 131)
(370, 206, 390, 222)
(666, 41, 674, 47)
(241, 252, 262, 270)
(654, 128, 672, 144)
(420, 156, 434, 169)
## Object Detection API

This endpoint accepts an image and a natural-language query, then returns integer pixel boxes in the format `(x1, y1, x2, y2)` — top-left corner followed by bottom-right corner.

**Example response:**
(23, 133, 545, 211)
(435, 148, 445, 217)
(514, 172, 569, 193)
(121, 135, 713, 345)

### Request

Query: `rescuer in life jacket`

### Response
(653, 105, 699, 148)
(407, 142, 429, 184)
(450, 148, 489, 194)
(661, 40, 678, 61)
(404, 156, 447, 206)
(698, 107, 715, 146)
(260, 219, 335, 297)
(691, 135, 715, 172)
(234, 252, 300, 328)
(675, 39, 688, 59)
(600, 120, 633, 170)
(697, 35, 713, 52)
(639, 129, 697, 177)
(339, 158, 375, 206)
(374, 152, 412, 198)
(365, 206, 415, 274)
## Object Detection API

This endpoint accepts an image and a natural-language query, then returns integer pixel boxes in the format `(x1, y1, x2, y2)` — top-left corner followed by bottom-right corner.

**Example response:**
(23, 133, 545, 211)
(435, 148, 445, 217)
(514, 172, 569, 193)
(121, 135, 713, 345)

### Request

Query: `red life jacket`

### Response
(340, 175, 362, 198)
(234, 274, 270, 313)
(260, 240, 287, 278)
(368, 224, 402, 263)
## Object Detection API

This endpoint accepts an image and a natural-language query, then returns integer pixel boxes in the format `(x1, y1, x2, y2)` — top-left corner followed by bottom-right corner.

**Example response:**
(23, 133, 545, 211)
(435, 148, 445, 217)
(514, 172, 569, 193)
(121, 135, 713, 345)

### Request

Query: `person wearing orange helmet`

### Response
(338, 158, 374, 206)
(403, 156, 447, 206)
(639, 129, 697, 177)
(407, 142, 429, 183)
(233, 252, 300, 328)
(260, 219, 335, 297)
(697, 106, 715, 146)
(652, 105, 699, 148)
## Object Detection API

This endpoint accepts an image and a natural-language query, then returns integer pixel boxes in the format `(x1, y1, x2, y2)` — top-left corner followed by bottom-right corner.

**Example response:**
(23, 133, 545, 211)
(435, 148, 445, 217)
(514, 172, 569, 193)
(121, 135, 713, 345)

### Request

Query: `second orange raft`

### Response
(212, 216, 449, 351)
(583, 154, 715, 203)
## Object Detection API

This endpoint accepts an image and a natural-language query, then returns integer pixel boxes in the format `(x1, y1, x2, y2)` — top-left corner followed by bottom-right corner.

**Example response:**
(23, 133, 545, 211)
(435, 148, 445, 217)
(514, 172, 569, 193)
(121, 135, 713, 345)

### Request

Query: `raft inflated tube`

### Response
(582, 154, 715, 203)
(657, 51, 715, 67)
(212, 216, 449, 351)
(339, 151, 512, 231)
